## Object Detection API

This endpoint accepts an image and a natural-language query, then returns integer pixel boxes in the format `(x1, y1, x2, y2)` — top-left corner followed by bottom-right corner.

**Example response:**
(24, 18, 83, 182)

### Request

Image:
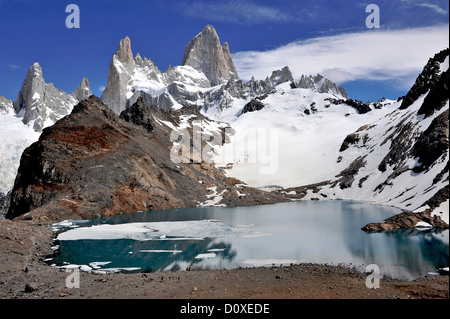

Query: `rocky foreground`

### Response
(0, 218, 448, 300)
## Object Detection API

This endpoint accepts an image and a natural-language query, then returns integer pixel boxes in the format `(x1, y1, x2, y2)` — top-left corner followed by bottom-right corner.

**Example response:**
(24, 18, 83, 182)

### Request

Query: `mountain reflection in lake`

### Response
(49, 201, 449, 280)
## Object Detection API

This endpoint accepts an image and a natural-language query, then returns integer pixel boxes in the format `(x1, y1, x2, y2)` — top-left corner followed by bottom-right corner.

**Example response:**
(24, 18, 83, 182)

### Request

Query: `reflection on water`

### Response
(49, 201, 449, 280)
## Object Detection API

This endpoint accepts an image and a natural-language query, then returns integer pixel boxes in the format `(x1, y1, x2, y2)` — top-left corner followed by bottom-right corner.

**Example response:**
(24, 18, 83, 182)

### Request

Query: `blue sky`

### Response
(0, 0, 448, 102)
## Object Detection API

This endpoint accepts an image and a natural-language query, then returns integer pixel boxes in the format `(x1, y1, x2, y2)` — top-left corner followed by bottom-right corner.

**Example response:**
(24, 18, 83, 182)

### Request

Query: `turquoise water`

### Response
(49, 201, 449, 280)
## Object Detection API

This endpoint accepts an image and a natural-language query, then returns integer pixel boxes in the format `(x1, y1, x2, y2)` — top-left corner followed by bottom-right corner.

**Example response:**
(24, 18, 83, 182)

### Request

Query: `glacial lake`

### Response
(49, 200, 449, 280)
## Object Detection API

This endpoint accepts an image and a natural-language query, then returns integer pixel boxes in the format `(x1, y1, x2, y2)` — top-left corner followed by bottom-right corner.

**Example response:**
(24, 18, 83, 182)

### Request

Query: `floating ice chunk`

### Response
(415, 221, 432, 228)
(51, 219, 89, 231)
(80, 265, 92, 272)
(139, 250, 182, 254)
(96, 267, 141, 273)
(239, 232, 271, 239)
(195, 253, 216, 259)
(57, 264, 81, 269)
(56, 220, 233, 241)
(89, 261, 112, 269)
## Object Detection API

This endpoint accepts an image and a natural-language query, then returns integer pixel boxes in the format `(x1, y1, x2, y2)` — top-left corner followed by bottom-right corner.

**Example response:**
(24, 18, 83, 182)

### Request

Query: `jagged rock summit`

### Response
(294, 74, 348, 99)
(71, 77, 92, 102)
(0, 96, 12, 115)
(12, 62, 78, 132)
(115, 36, 134, 64)
(182, 24, 239, 86)
(100, 34, 211, 114)
(99, 25, 348, 117)
(100, 36, 137, 114)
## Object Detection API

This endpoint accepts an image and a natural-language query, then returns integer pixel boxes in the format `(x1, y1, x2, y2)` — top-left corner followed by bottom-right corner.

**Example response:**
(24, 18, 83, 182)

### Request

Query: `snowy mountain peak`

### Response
(13, 63, 45, 114)
(295, 74, 348, 99)
(269, 66, 294, 85)
(101, 28, 324, 116)
(0, 96, 12, 115)
(115, 36, 134, 65)
(31, 62, 43, 75)
(12, 62, 77, 132)
(182, 24, 239, 86)
(71, 77, 92, 102)
(101, 36, 136, 113)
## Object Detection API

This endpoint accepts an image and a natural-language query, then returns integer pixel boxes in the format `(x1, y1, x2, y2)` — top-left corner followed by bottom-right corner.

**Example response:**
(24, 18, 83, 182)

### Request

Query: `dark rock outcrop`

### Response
(241, 99, 265, 114)
(362, 211, 448, 232)
(412, 109, 449, 173)
(343, 99, 373, 114)
(399, 48, 449, 111)
(417, 69, 449, 118)
(339, 133, 360, 152)
(324, 97, 384, 114)
(377, 119, 415, 173)
(6, 96, 287, 221)
(119, 98, 156, 133)
(335, 156, 367, 189)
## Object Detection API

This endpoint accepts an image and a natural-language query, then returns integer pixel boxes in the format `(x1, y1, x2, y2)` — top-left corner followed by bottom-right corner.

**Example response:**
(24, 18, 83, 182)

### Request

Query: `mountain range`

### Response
(0, 25, 448, 231)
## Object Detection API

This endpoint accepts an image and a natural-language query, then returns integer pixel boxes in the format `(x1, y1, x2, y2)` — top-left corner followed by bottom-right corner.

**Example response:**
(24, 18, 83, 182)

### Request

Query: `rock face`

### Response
(400, 48, 449, 111)
(0, 96, 12, 114)
(347, 51, 449, 228)
(324, 97, 384, 114)
(241, 98, 265, 114)
(361, 211, 448, 232)
(182, 25, 239, 86)
(295, 74, 348, 99)
(100, 37, 137, 114)
(70, 77, 92, 102)
(6, 96, 287, 221)
(0, 191, 11, 218)
(411, 109, 449, 172)
(12, 63, 78, 132)
(101, 35, 211, 114)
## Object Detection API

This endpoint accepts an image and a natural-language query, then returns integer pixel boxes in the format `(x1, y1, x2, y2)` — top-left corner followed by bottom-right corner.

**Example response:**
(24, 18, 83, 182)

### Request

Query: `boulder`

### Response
(362, 211, 448, 232)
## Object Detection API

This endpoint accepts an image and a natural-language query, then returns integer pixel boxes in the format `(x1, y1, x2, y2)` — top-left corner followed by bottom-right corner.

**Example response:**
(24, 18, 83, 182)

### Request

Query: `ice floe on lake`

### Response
(55, 219, 268, 241)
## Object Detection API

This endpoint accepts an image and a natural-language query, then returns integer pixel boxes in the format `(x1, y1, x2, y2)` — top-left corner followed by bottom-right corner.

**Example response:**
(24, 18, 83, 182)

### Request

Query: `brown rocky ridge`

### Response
(6, 96, 288, 221)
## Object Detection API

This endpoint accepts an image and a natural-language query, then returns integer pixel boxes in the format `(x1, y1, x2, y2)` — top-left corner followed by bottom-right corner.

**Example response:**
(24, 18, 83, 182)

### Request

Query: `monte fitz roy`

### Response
(0, 25, 448, 234)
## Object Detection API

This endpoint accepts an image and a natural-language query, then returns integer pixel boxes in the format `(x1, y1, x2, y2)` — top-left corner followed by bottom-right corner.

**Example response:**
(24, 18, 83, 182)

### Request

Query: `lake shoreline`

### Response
(1, 218, 448, 300)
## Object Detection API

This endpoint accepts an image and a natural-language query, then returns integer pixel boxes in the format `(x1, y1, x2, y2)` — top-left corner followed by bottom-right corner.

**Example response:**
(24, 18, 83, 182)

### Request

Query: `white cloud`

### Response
(8, 64, 20, 70)
(417, 3, 447, 14)
(98, 85, 106, 93)
(232, 25, 449, 90)
(182, 0, 291, 24)
(400, 0, 448, 15)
